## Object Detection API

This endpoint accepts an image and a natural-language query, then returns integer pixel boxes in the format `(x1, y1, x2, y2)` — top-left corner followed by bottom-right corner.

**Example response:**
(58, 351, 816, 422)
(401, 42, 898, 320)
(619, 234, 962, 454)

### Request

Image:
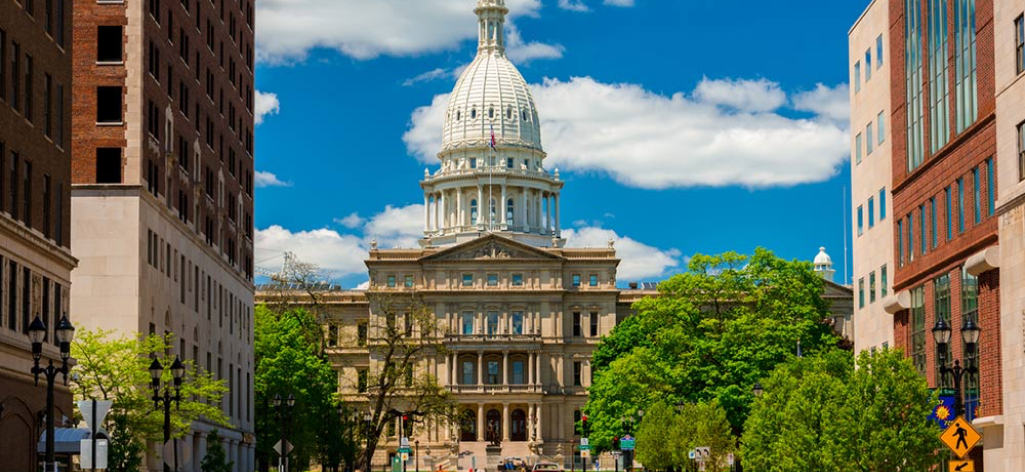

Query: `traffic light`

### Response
(582, 414, 589, 437)
(402, 413, 413, 435)
(613, 436, 620, 450)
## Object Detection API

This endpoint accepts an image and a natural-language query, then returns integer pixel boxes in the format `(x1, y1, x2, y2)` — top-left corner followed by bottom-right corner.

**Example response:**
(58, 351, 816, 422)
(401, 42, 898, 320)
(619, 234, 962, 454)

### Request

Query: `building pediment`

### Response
(421, 234, 563, 262)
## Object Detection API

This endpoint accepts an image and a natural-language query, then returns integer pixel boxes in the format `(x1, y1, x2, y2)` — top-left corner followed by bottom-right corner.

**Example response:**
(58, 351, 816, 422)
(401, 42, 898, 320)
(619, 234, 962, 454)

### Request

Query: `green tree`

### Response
(635, 401, 677, 471)
(200, 430, 234, 472)
(587, 249, 840, 451)
(70, 329, 229, 470)
(742, 349, 938, 472)
(254, 305, 341, 471)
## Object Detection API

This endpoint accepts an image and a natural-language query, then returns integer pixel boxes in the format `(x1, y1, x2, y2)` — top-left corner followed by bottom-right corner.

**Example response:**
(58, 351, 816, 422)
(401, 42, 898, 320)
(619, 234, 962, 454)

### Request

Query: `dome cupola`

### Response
(419, 0, 562, 249)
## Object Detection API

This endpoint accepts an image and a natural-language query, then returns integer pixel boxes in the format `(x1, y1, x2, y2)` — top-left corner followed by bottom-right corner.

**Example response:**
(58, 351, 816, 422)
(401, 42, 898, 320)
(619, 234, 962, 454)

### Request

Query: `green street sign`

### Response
(580, 445, 591, 451)
(399, 447, 412, 454)
(621, 435, 636, 451)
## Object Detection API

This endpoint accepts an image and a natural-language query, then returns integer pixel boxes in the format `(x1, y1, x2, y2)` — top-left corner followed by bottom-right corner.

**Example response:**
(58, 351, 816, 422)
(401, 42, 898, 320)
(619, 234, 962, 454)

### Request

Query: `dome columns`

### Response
(421, 179, 562, 245)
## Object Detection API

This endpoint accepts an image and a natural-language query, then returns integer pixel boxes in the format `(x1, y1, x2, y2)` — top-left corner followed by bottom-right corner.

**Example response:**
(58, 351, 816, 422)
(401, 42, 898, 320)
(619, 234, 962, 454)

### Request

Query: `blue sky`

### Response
(252, 0, 867, 288)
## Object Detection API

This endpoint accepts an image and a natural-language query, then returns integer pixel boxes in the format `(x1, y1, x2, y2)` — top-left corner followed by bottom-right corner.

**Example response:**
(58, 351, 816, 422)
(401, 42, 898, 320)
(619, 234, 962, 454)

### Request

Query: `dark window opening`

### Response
(96, 148, 123, 183)
(97, 26, 123, 62)
(96, 86, 123, 123)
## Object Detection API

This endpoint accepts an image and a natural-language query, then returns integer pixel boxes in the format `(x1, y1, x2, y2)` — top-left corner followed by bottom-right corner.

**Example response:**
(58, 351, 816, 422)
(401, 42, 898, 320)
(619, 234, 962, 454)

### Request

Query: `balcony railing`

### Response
(447, 384, 542, 394)
(445, 333, 541, 343)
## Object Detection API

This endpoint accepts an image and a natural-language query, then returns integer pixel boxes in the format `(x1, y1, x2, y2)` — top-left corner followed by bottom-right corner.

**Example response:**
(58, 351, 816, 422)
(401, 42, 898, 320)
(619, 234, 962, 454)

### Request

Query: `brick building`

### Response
(68, 0, 257, 470)
(850, 0, 1005, 468)
(0, 0, 77, 470)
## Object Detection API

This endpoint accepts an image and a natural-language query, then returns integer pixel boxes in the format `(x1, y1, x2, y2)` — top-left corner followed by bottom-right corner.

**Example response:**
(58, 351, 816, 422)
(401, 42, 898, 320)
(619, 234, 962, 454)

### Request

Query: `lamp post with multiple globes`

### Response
(28, 315, 75, 472)
(148, 355, 185, 472)
(932, 316, 982, 418)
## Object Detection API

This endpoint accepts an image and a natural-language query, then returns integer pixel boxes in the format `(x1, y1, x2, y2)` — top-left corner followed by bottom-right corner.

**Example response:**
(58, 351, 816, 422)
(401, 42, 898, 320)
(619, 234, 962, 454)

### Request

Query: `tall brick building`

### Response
(851, 0, 1007, 468)
(0, 0, 77, 470)
(68, 0, 257, 470)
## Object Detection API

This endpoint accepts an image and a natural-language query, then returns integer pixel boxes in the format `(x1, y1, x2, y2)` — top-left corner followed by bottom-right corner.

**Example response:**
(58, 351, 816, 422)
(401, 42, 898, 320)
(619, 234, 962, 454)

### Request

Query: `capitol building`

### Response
(257, 0, 655, 467)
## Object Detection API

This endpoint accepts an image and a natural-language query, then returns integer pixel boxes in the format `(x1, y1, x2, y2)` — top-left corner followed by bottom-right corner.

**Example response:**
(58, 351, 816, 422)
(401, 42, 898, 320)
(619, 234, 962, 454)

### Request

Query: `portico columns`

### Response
(477, 351, 484, 386)
(536, 404, 543, 441)
(500, 185, 507, 225)
(477, 185, 484, 225)
(503, 351, 509, 385)
(545, 194, 552, 233)
(424, 194, 430, 232)
(521, 190, 528, 231)
(477, 404, 485, 442)
(503, 403, 511, 441)
(528, 351, 534, 386)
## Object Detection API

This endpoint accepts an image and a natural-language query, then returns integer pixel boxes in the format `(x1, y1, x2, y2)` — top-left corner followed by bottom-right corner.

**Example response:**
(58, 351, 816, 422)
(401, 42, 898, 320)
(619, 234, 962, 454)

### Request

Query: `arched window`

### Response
(486, 409, 502, 442)
(457, 110, 461, 121)
(507, 199, 514, 222)
(461, 409, 477, 442)
(471, 108, 477, 119)
(511, 409, 527, 441)
(521, 109, 527, 121)
(507, 107, 513, 119)
(470, 199, 478, 224)
(489, 107, 494, 119)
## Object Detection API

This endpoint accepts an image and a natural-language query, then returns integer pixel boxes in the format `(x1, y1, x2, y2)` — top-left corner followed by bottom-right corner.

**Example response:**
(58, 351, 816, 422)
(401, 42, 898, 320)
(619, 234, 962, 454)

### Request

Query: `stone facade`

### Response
(256, 236, 654, 469)
(68, 0, 257, 469)
(849, 0, 896, 354)
(0, 0, 77, 470)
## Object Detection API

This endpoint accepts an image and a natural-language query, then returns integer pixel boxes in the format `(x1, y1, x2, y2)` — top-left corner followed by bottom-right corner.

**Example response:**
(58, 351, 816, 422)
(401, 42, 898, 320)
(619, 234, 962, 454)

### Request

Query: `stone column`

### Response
(478, 351, 484, 386)
(554, 193, 560, 236)
(424, 194, 430, 232)
(477, 404, 485, 442)
(545, 194, 552, 233)
(503, 351, 509, 385)
(229, 440, 238, 472)
(477, 185, 484, 225)
(500, 185, 507, 225)
(528, 351, 535, 386)
(195, 432, 207, 472)
(520, 190, 528, 230)
(449, 353, 456, 386)
(457, 188, 463, 229)
(536, 352, 543, 387)
(503, 403, 511, 441)
(536, 404, 543, 441)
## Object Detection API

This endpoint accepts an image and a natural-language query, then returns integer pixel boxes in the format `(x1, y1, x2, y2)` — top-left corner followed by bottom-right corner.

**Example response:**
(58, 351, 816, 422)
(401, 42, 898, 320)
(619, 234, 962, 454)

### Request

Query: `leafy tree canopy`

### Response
(742, 349, 939, 472)
(587, 249, 840, 451)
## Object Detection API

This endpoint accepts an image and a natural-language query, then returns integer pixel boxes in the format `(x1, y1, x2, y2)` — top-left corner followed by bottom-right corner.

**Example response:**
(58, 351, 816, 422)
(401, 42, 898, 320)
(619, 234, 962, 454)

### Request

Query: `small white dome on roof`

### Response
(814, 247, 832, 265)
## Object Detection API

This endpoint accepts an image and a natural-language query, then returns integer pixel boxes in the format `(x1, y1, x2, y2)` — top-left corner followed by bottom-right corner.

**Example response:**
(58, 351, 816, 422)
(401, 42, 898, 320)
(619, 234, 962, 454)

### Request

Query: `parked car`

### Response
(531, 462, 563, 472)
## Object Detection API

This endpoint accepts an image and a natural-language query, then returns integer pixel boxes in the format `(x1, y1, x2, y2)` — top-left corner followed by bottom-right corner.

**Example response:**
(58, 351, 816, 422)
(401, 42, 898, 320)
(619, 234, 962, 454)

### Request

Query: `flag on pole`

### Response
(490, 125, 497, 149)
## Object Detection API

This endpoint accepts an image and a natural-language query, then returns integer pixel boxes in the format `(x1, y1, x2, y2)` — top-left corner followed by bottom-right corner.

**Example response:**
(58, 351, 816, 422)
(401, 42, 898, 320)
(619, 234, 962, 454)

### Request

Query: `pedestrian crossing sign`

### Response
(948, 460, 974, 472)
(940, 416, 981, 458)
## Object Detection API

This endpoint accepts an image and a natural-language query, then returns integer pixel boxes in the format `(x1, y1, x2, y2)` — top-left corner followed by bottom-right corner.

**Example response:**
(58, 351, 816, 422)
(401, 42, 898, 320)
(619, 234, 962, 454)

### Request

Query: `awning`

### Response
(37, 428, 91, 454)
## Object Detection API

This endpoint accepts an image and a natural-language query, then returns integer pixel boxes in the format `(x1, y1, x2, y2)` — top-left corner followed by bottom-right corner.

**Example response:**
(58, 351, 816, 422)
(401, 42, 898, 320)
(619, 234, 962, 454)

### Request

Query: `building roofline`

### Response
(848, 0, 879, 36)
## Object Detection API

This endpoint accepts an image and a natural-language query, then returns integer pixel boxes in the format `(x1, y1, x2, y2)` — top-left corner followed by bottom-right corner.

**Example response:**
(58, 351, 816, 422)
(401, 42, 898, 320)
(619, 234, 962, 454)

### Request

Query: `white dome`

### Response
(814, 247, 833, 265)
(440, 0, 543, 154)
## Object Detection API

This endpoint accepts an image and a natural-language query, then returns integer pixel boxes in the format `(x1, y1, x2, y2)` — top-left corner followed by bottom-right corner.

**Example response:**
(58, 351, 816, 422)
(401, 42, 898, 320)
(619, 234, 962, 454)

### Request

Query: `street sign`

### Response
(580, 445, 591, 451)
(401, 453, 409, 461)
(78, 400, 113, 433)
(581, 449, 591, 459)
(401, 437, 410, 447)
(162, 439, 191, 470)
(620, 435, 635, 451)
(80, 439, 109, 469)
(581, 438, 589, 446)
(688, 450, 696, 459)
(274, 440, 294, 456)
(948, 460, 975, 472)
(940, 416, 981, 458)
(399, 446, 412, 454)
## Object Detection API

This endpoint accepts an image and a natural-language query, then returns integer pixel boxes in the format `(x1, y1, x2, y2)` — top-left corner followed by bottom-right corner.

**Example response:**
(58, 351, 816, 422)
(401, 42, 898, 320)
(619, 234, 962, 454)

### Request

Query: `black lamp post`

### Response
(414, 439, 419, 472)
(273, 394, 296, 472)
(933, 316, 981, 417)
(29, 315, 75, 472)
(619, 409, 642, 472)
(752, 382, 764, 398)
(364, 412, 374, 472)
(149, 355, 185, 472)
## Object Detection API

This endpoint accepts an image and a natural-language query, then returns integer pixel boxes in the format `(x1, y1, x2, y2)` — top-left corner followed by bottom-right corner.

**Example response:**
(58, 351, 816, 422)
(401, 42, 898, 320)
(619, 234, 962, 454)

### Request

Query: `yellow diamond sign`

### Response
(940, 416, 981, 458)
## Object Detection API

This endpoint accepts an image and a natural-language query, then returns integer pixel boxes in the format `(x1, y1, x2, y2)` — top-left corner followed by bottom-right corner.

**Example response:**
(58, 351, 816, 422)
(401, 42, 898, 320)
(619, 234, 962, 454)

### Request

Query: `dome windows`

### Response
(457, 110, 461, 121)
(471, 108, 477, 119)
(507, 107, 513, 119)
(489, 107, 495, 119)
(521, 109, 527, 121)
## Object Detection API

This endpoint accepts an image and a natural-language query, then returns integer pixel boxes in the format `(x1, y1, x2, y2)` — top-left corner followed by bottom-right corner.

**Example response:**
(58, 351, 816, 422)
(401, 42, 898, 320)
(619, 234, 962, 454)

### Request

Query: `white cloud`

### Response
(255, 225, 370, 279)
(257, 203, 427, 281)
(254, 90, 280, 125)
(693, 77, 786, 113)
(256, 0, 542, 64)
(254, 170, 290, 188)
(558, 0, 590, 11)
(505, 22, 565, 63)
(604, 0, 635, 6)
(404, 77, 850, 188)
(335, 212, 366, 229)
(563, 226, 680, 280)
(792, 83, 851, 124)
(365, 204, 426, 249)
(403, 68, 455, 87)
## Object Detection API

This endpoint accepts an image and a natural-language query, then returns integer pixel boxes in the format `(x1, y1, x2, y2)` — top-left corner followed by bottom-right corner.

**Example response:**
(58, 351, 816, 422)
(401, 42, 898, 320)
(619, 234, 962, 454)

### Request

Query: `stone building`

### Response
(67, 0, 257, 469)
(0, 0, 77, 470)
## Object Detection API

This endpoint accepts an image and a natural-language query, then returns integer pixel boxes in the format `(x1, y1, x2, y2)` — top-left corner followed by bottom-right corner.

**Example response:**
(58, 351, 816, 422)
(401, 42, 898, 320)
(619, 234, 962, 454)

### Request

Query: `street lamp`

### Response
(752, 382, 764, 398)
(364, 411, 374, 472)
(273, 394, 296, 472)
(29, 315, 75, 472)
(932, 316, 981, 418)
(150, 355, 185, 472)
(414, 439, 420, 472)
